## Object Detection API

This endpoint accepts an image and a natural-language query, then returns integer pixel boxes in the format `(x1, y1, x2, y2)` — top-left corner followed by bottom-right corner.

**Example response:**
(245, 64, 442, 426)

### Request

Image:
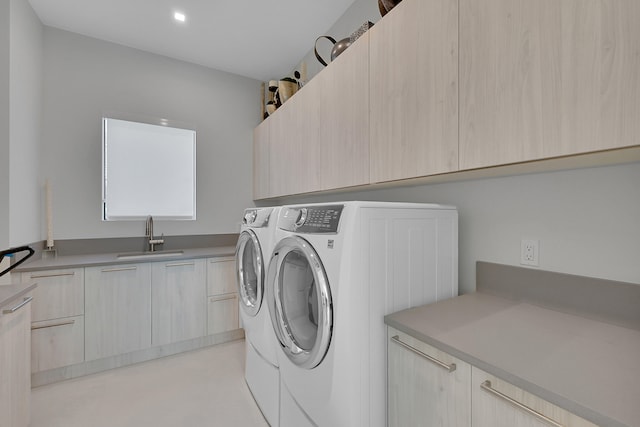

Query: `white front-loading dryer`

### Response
(235, 206, 281, 426)
(266, 202, 459, 427)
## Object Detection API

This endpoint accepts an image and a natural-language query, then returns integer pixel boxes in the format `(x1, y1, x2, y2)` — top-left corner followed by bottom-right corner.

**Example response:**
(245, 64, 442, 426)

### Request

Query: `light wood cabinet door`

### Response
(31, 315, 84, 373)
(267, 32, 369, 197)
(472, 368, 597, 427)
(253, 120, 270, 200)
(370, 0, 459, 183)
(207, 293, 239, 335)
(0, 295, 32, 427)
(268, 87, 321, 197)
(315, 32, 370, 191)
(85, 264, 152, 361)
(388, 328, 471, 427)
(207, 257, 236, 296)
(21, 268, 84, 322)
(459, 0, 640, 170)
(151, 259, 206, 346)
(207, 258, 238, 335)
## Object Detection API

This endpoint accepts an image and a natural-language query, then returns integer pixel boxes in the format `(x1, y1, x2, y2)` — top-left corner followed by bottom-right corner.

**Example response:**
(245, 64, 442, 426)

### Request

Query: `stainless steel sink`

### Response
(116, 250, 184, 260)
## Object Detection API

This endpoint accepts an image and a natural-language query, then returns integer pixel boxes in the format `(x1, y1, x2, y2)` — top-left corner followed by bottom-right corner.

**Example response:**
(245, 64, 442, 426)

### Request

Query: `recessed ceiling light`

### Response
(174, 12, 186, 22)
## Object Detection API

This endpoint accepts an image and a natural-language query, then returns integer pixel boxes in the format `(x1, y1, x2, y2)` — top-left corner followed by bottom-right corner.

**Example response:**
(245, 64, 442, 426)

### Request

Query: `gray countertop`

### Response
(13, 246, 236, 272)
(0, 282, 38, 308)
(385, 291, 640, 427)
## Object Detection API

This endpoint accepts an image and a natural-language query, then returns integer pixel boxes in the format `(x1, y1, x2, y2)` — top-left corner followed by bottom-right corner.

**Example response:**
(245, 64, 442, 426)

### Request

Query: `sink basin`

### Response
(116, 250, 184, 260)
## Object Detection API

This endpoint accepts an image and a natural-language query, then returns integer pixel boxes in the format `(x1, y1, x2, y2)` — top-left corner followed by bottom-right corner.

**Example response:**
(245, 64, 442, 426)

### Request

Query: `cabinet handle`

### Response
(166, 262, 195, 267)
(390, 335, 456, 372)
(210, 294, 237, 303)
(2, 296, 33, 314)
(31, 319, 75, 330)
(30, 272, 75, 279)
(101, 266, 137, 273)
(480, 380, 564, 427)
(209, 259, 234, 263)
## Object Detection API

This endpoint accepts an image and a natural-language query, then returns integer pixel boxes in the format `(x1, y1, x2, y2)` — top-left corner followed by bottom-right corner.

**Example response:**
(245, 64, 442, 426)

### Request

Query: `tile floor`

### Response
(31, 339, 269, 427)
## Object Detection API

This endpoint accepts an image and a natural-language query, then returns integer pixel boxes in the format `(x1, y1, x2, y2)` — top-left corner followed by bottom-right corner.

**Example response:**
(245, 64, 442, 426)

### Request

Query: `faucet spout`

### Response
(145, 216, 164, 252)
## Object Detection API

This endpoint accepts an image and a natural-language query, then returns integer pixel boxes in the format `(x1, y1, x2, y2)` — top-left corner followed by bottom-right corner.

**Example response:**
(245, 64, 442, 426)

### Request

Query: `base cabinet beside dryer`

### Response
(206, 257, 239, 335)
(472, 368, 597, 427)
(388, 327, 598, 427)
(388, 328, 471, 427)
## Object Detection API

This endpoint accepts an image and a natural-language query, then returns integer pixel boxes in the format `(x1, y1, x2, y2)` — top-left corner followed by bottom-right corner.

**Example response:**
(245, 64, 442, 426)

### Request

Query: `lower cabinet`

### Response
(31, 315, 84, 372)
(25, 255, 238, 382)
(0, 294, 32, 427)
(151, 259, 206, 346)
(388, 328, 471, 427)
(388, 327, 597, 427)
(85, 264, 152, 361)
(207, 293, 239, 335)
(472, 368, 597, 427)
(21, 268, 85, 373)
(206, 257, 239, 335)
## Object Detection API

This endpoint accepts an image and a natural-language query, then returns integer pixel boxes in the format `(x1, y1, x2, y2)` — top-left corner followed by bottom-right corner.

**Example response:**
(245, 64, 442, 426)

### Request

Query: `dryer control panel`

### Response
(281, 205, 344, 233)
(243, 207, 273, 228)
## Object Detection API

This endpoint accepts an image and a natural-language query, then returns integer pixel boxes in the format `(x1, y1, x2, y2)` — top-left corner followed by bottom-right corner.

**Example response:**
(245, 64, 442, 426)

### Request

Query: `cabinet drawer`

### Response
(207, 257, 236, 296)
(472, 368, 598, 427)
(207, 293, 239, 335)
(31, 315, 84, 373)
(22, 269, 84, 321)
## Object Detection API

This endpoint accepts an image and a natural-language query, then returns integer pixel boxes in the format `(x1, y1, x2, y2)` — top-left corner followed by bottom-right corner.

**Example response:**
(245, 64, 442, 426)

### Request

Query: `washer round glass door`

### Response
(235, 229, 264, 317)
(267, 235, 332, 369)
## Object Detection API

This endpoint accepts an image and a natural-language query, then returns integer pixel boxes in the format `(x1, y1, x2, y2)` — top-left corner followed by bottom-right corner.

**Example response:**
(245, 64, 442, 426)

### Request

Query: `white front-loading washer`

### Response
(235, 206, 281, 426)
(266, 201, 458, 427)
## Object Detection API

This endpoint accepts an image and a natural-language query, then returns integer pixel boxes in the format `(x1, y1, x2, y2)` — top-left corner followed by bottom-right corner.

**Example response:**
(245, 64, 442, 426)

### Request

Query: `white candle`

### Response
(46, 179, 54, 248)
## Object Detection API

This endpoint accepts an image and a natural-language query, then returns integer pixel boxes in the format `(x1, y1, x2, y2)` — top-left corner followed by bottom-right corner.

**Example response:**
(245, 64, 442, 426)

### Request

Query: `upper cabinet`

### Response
(459, 0, 640, 170)
(315, 31, 370, 192)
(262, 32, 370, 199)
(268, 79, 321, 197)
(370, 0, 459, 182)
(254, 0, 639, 199)
(253, 120, 270, 200)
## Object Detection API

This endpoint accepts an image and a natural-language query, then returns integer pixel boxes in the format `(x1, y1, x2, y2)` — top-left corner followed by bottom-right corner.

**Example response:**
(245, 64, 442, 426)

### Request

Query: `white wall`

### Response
(41, 27, 260, 239)
(0, 0, 10, 251)
(271, 162, 640, 293)
(9, 0, 43, 246)
(0, 0, 43, 251)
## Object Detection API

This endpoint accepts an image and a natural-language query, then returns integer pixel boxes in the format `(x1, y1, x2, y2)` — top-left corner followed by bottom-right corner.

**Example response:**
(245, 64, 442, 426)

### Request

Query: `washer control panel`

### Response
(281, 205, 344, 233)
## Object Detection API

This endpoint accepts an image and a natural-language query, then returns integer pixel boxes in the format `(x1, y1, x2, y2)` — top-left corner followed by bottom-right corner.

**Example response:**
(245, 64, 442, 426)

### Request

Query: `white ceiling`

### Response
(28, 0, 359, 81)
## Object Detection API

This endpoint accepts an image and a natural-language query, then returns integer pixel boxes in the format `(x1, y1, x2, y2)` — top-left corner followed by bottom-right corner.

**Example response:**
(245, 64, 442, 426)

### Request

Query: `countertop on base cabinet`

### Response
(0, 283, 36, 308)
(386, 290, 640, 427)
(14, 246, 236, 273)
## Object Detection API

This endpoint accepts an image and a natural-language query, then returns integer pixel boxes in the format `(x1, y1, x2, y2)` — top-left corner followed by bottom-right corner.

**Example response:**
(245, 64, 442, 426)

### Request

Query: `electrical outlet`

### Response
(520, 239, 539, 266)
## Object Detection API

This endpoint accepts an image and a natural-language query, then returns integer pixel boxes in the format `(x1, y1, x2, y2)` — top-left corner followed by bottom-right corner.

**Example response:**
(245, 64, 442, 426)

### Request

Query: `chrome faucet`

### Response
(145, 216, 164, 252)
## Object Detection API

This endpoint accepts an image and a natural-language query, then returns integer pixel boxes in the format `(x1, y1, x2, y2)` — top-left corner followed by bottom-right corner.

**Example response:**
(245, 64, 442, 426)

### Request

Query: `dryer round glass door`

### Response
(267, 235, 332, 369)
(236, 229, 264, 316)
